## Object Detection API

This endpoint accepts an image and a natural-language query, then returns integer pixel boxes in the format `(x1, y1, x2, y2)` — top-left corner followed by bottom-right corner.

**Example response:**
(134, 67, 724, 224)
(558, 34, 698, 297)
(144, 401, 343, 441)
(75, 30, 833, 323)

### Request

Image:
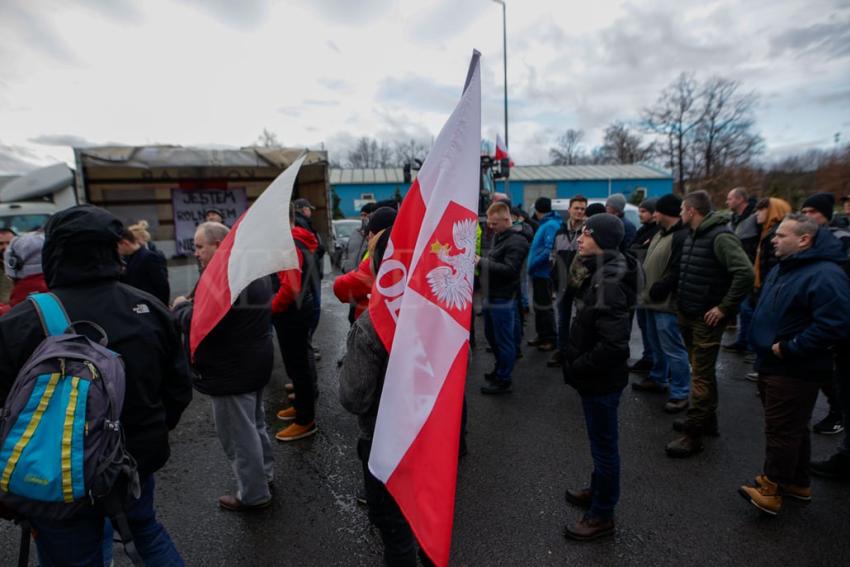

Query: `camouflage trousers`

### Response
(678, 313, 728, 436)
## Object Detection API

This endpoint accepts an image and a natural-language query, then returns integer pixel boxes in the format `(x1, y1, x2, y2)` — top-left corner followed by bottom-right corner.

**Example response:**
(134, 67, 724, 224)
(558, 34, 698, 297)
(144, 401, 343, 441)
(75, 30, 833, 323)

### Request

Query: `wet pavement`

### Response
(2, 265, 849, 565)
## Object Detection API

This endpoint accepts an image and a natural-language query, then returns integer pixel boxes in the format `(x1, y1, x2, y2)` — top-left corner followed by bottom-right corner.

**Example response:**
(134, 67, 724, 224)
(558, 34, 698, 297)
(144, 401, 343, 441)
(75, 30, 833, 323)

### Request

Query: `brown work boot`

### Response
(275, 421, 317, 442)
(665, 435, 704, 458)
(276, 407, 296, 422)
(564, 516, 615, 541)
(756, 474, 812, 502)
(739, 475, 782, 515)
(564, 487, 592, 509)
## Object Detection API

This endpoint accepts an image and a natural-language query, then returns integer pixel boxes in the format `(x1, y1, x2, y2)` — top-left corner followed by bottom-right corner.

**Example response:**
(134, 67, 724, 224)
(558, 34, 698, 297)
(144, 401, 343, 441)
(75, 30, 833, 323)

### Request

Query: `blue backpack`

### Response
(0, 293, 139, 520)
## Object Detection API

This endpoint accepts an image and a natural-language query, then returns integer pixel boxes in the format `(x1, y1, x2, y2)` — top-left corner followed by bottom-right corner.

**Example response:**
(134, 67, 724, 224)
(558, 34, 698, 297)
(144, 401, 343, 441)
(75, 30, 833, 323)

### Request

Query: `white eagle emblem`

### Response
(426, 218, 477, 311)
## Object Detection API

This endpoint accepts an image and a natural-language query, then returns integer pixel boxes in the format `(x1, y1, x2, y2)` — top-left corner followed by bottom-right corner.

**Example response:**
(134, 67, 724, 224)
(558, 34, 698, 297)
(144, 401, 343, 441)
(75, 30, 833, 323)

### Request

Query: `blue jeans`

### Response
(636, 308, 654, 362)
(32, 474, 183, 567)
(645, 310, 691, 400)
(514, 298, 524, 356)
(557, 291, 574, 352)
(483, 297, 517, 383)
(580, 390, 622, 521)
(735, 296, 754, 350)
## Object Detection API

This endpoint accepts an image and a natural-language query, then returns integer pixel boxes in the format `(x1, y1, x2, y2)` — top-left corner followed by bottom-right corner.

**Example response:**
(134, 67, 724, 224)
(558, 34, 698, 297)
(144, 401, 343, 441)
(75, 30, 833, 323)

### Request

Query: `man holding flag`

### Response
(339, 51, 481, 566)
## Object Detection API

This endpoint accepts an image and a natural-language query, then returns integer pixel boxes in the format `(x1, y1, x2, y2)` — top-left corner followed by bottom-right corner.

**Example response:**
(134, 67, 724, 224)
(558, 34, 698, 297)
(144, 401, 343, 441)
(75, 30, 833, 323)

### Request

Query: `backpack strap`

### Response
(28, 293, 72, 337)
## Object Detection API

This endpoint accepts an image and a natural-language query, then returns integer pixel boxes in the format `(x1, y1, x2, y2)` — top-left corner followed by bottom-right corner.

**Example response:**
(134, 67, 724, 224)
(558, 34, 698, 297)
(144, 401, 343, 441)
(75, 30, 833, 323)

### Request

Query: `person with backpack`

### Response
(0, 205, 193, 566)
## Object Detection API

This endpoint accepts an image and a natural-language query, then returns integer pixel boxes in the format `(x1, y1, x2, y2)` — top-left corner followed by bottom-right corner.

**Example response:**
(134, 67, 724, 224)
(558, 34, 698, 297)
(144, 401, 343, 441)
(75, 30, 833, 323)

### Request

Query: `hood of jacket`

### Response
(293, 226, 319, 252)
(42, 205, 124, 288)
(778, 226, 847, 272)
(694, 210, 731, 237)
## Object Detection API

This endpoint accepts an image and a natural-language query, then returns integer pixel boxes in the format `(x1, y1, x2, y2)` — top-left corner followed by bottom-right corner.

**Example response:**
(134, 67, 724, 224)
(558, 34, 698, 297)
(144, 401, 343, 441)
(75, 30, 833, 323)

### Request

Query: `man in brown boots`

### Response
(739, 214, 850, 515)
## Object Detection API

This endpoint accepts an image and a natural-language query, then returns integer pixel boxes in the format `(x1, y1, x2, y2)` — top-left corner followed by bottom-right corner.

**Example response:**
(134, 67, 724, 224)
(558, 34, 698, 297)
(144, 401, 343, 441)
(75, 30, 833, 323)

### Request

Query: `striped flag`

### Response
(368, 51, 481, 566)
(189, 154, 305, 356)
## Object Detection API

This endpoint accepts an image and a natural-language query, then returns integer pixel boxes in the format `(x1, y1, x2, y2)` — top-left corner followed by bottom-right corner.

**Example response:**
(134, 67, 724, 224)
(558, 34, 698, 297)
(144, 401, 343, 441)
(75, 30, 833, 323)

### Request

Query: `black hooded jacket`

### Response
(0, 205, 193, 475)
(563, 250, 638, 396)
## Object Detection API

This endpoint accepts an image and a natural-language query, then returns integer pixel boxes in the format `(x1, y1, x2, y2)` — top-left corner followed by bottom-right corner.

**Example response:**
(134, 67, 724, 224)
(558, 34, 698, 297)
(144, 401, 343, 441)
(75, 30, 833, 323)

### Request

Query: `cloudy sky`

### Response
(0, 0, 848, 174)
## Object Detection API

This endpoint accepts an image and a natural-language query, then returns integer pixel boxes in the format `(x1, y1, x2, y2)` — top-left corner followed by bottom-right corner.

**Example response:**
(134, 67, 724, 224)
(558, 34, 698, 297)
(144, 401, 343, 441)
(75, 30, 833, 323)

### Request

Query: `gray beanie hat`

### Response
(639, 198, 658, 213)
(5, 231, 45, 279)
(605, 193, 627, 215)
(584, 213, 625, 251)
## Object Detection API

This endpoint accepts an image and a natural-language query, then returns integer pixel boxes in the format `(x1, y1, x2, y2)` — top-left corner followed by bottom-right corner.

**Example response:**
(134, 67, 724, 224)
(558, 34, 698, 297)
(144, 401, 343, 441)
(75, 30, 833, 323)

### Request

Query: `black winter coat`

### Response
(0, 206, 193, 475)
(174, 276, 274, 397)
(477, 229, 530, 300)
(121, 246, 170, 305)
(563, 251, 638, 396)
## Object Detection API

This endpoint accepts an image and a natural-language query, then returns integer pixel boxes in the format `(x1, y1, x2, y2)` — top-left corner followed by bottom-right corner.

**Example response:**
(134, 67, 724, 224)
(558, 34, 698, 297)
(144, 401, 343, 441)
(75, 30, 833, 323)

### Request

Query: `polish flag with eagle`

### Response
(367, 51, 481, 566)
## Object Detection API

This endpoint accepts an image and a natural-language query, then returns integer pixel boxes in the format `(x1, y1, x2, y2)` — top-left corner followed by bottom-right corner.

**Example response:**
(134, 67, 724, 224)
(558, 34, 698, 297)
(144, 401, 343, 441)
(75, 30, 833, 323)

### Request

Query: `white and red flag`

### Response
(367, 51, 481, 566)
(494, 133, 514, 167)
(189, 154, 305, 357)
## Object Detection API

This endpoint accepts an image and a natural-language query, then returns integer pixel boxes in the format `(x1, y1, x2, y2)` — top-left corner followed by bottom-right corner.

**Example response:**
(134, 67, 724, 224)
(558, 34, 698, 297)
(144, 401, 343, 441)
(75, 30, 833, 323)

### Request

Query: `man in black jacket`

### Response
(173, 221, 275, 512)
(477, 201, 530, 394)
(118, 228, 170, 305)
(0, 205, 193, 565)
(562, 213, 637, 541)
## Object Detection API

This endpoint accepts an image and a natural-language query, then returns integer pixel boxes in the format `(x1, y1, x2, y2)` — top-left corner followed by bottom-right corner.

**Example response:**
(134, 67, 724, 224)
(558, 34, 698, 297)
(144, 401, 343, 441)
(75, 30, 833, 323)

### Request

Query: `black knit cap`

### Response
(585, 203, 606, 217)
(366, 206, 397, 235)
(655, 193, 682, 217)
(534, 197, 552, 213)
(584, 213, 625, 251)
(801, 192, 835, 221)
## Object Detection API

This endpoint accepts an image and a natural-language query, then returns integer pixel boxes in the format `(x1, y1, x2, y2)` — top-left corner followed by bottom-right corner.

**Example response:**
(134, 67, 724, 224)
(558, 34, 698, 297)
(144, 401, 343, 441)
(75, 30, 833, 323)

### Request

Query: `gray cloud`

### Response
(29, 134, 94, 147)
(318, 77, 349, 91)
(375, 75, 459, 113)
(307, 0, 394, 25)
(325, 40, 341, 54)
(0, 3, 77, 64)
(0, 144, 41, 175)
(408, 0, 483, 43)
(770, 17, 850, 59)
(814, 87, 850, 105)
(178, 0, 269, 30)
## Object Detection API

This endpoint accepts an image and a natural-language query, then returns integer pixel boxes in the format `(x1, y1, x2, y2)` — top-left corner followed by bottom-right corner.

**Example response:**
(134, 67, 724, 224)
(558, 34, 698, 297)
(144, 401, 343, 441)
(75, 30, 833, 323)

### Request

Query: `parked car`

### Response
(551, 198, 640, 227)
(331, 219, 362, 269)
(0, 202, 55, 234)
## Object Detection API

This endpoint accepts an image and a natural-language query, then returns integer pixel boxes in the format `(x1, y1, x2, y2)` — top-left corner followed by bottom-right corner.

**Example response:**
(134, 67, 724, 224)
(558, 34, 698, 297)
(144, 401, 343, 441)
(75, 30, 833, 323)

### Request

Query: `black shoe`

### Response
(355, 490, 368, 506)
(547, 351, 563, 368)
(672, 417, 719, 437)
(810, 454, 850, 480)
(665, 435, 704, 458)
(663, 398, 688, 414)
(631, 378, 667, 393)
(628, 358, 653, 373)
(722, 342, 748, 354)
(481, 381, 512, 395)
(813, 412, 845, 435)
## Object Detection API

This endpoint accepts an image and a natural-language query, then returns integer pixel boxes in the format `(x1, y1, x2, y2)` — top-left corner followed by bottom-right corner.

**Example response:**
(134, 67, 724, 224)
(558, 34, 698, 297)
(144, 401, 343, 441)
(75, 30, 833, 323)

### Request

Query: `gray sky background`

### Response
(0, 0, 848, 174)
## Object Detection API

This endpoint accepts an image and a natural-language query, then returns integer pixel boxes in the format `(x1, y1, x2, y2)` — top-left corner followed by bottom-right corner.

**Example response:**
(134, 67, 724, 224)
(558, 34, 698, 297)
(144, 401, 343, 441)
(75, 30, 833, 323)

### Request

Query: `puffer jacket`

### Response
(527, 212, 562, 278)
(563, 250, 638, 396)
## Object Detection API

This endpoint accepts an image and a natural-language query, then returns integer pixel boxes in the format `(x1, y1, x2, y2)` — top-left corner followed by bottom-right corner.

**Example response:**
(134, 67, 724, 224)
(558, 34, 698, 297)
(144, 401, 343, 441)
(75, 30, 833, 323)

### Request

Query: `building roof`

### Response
(330, 163, 670, 185)
(76, 145, 327, 170)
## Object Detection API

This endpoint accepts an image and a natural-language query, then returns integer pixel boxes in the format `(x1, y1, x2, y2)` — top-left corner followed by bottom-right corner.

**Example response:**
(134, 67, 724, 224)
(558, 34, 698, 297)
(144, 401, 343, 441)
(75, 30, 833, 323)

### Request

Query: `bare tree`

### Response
(550, 129, 587, 165)
(346, 137, 393, 168)
(256, 128, 282, 148)
(392, 138, 431, 167)
(643, 73, 703, 193)
(694, 77, 764, 182)
(596, 122, 654, 164)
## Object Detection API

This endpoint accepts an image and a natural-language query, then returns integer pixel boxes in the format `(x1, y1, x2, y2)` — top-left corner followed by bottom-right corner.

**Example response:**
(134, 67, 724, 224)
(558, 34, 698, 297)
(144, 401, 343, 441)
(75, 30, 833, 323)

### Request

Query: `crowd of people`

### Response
(0, 185, 849, 564)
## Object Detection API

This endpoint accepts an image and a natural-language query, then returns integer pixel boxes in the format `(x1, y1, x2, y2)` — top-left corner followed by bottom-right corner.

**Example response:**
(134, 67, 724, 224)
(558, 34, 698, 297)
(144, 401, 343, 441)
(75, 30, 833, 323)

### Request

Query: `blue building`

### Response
(330, 164, 672, 217)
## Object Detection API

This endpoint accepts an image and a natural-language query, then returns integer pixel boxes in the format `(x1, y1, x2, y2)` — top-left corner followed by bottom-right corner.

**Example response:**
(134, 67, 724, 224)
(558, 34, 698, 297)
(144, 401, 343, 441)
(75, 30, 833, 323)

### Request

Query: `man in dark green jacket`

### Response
(667, 191, 754, 458)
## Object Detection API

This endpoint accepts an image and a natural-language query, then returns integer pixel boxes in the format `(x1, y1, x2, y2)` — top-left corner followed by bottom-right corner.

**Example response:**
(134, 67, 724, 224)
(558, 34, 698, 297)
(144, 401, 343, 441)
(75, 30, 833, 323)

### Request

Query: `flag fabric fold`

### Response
(189, 154, 306, 357)
(494, 133, 514, 167)
(368, 50, 481, 567)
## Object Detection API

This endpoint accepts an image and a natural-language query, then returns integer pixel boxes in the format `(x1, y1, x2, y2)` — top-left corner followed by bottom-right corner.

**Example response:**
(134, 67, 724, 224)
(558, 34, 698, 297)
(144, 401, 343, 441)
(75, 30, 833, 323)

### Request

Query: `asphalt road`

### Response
(2, 265, 849, 566)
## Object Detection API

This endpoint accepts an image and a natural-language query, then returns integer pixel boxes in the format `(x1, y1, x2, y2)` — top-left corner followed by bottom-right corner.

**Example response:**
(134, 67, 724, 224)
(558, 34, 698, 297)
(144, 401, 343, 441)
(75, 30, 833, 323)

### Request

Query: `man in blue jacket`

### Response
(526, 197, 561, 351)
(739, 214, 850, 516)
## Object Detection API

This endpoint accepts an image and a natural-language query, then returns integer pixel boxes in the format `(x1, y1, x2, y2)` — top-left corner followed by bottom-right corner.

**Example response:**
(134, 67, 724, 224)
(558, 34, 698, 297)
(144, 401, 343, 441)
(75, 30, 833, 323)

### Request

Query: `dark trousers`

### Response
(556, 290, 573, 352)
(31, 475, 182, 566)
(679, 314, 727, 436)
(357, 438, 433, 567)
(835, 348, 850, 455)
(531, 277, 556, 343)
(758, 373, 821, 486)
(272, 313, 318, 425)
(483, 297, 517, 383)
(580, 390, 622, 521)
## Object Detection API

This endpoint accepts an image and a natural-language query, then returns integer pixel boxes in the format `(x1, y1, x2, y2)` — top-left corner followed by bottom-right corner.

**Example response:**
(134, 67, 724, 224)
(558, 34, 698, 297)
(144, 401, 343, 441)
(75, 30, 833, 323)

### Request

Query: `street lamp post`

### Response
(492, 0, 509, 196)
